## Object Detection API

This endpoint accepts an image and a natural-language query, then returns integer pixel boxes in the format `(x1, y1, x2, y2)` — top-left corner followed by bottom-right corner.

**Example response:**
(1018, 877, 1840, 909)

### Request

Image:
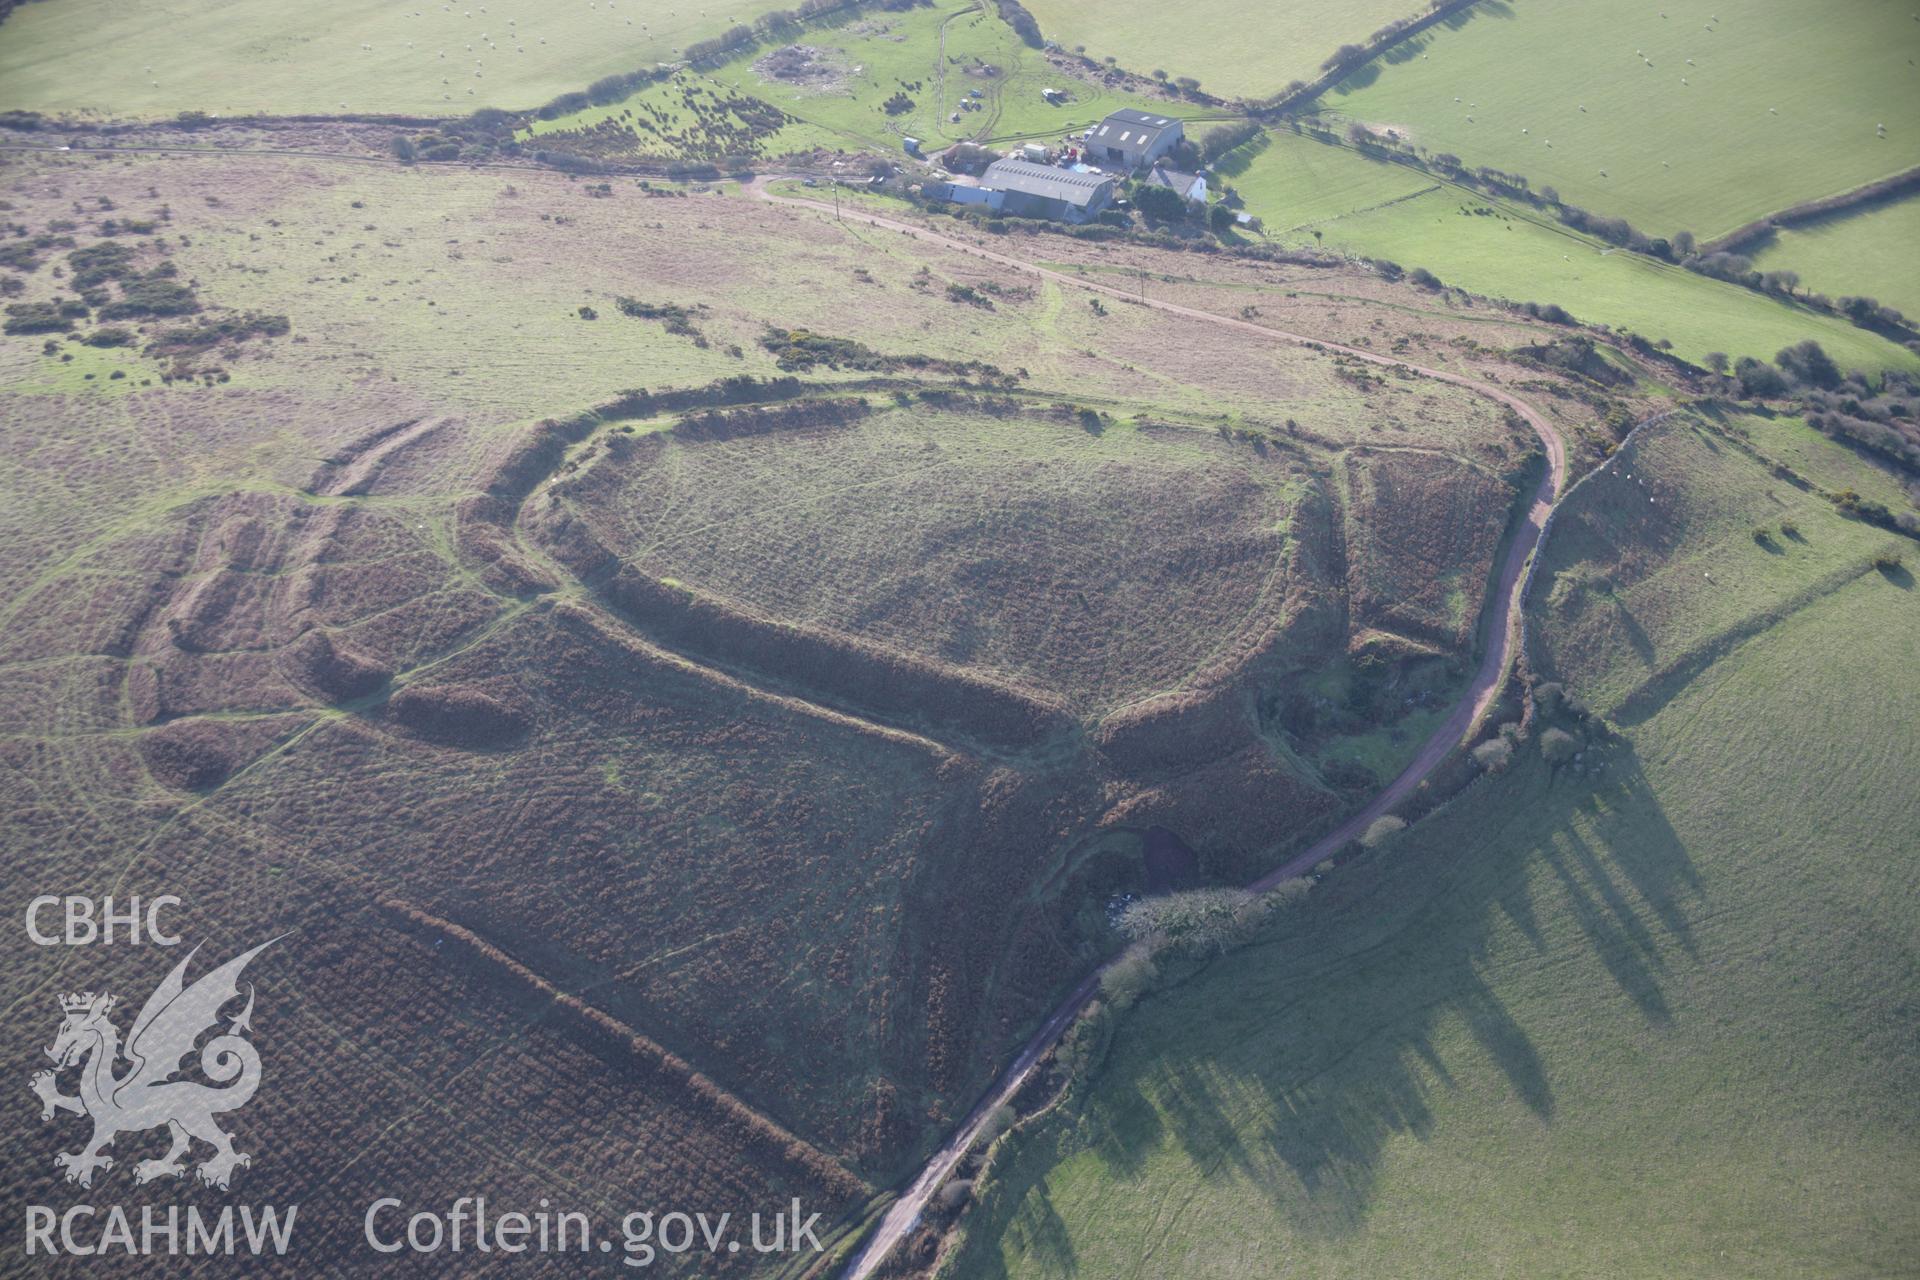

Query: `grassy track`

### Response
(1017, 0, 1415, 101)
(1323, 0, 1920, 238)
(1750, 194, 1920, 322)
(0, 0, 794, 118)
(944, 455, 1920, 1277)
(1225, 129, 1920, 374)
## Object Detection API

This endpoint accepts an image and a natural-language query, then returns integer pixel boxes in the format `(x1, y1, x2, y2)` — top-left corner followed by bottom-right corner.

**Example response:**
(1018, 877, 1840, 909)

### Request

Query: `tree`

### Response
(1735, 356, 1788, 398)
(1054, 1001, 1109, 1083)
(941, 142, 999, 175)
(1100, 944, 1159, 1009)
(1360, 815, 1406, 849)
(1472, 738, 1514, 773)
(1704, 351, 1730, 375)
(1198, 120, 1261, 163)
(1533, 681, 1566, 716)
(1132, 183, 1189, 224)
(1774, 339, 1842, 389)
(390, 134, 416, 164)
(976, 1105, 1016, 1148)
(1540, 727, 1581, 765)
(1322, 43, 1367, 72)
(1208, 203, 1237, 235)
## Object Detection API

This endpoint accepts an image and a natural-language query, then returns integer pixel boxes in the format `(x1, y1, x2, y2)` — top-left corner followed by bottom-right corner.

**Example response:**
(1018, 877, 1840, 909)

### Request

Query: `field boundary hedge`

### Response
(1251, 0, 1486, 116)
(1605, 557, 1885, 726)
(1701, 165, 1920, 257)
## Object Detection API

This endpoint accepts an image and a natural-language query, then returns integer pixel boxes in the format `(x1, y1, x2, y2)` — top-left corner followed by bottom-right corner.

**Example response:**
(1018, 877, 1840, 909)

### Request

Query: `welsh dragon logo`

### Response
(30, 939, 277, 1190)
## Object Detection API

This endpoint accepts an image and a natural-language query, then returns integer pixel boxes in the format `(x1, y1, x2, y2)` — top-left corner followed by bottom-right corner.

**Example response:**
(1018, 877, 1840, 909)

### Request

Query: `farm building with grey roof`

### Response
(977, 159, 1118, 223)
(1086, 109, 1185, 172)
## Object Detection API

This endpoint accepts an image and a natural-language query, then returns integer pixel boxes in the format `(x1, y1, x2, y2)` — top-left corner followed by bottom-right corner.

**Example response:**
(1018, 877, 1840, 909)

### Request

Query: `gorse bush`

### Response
(146, 312, 287, 356)
(5, 300, 85, 333)
(615, 297, 705, 338)
(100, 276, 197, 319)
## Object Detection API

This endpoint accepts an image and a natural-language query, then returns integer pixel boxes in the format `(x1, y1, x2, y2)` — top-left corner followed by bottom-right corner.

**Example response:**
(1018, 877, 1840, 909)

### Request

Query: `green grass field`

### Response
(1017, 0, 1414, 101)
(1750, 195, 1920, 323)
(0, 0, 794, 117)
(944, 422, 1920, 1277)
(1324, 0, 1920, 239)
(1225, 129, 1920, 374)
(1534, 411, 1913, 714)
(1748, 410, 1914, 511)
(530, 4, 1217, 157)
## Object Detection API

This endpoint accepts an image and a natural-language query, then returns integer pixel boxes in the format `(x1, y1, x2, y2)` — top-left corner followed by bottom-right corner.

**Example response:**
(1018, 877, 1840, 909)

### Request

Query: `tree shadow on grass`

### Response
(1445, 0, 1516, 29)
(1210, 131, 1272, 181)
(1381, 35, 1429, 65)
(1613, 596, 1658, 668)
(1333, 0, 1520, 93)
(998, 1178, 1077, 1276)
(1062, 740, 1699, 1242)
(1332, 63, 1384, 94)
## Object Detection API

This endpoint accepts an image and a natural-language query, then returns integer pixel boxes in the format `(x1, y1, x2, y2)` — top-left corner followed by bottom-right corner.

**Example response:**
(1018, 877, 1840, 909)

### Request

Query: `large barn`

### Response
(975, 159, 1118, 223)
(1085, 108, 1185, 172)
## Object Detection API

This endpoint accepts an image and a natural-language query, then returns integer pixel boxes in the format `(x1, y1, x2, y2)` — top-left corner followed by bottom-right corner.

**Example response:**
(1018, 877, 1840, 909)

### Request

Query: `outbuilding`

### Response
(927, 180, 1004, 211)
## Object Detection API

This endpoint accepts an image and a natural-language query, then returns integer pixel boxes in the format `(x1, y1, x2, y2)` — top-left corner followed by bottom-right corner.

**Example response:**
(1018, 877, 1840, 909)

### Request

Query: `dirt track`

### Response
(745, 183, 1573, 1280)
